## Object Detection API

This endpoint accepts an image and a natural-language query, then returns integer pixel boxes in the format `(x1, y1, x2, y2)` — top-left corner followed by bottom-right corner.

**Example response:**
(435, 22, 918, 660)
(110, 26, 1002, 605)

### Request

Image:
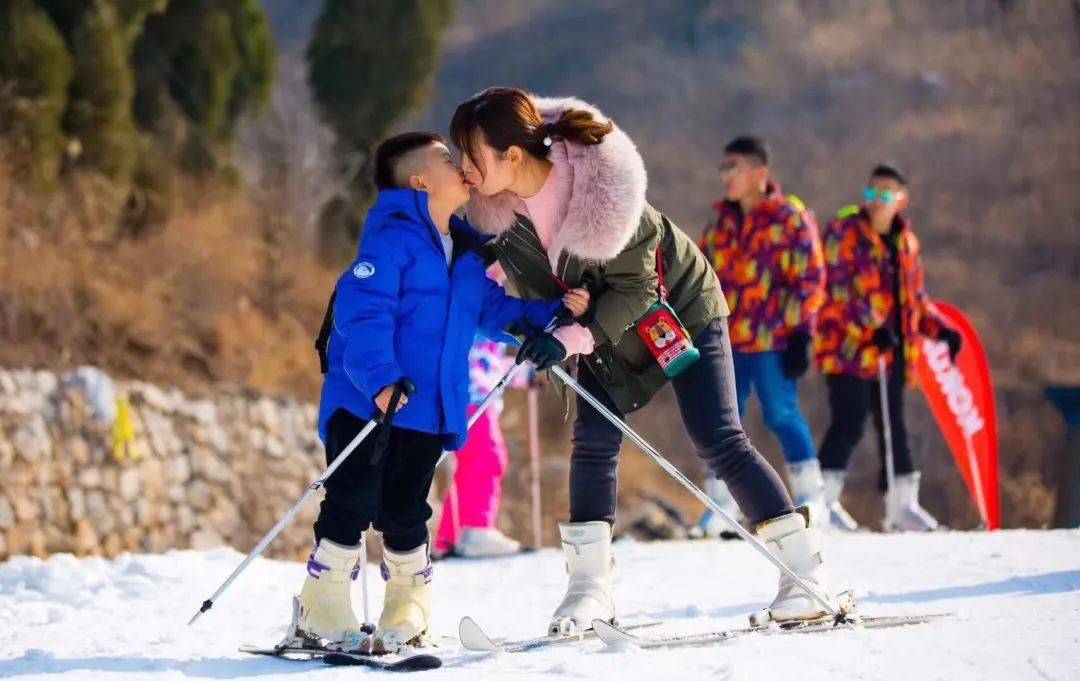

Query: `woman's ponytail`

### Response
(451, 87, 615, 169)
(550, 108, 613, 146)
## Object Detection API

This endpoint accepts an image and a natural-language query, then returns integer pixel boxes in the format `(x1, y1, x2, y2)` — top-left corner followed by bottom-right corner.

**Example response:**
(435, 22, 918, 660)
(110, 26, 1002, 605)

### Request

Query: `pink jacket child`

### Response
(434, 338, 528, 557)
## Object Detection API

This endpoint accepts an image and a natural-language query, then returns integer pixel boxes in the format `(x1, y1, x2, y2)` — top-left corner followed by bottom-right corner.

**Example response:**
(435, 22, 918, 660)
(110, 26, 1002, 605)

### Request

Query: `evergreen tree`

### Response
(66, 0, 138, 180)
(0, 0, 74, 188)
(307, 0, 455, 261)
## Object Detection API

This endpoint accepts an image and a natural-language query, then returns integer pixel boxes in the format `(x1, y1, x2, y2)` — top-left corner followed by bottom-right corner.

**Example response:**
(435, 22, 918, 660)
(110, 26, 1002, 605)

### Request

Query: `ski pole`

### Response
(187, 379, 415, 626)
(527, 383, 543, 549)
(548, 364, 840, 619)
(434, 361, 529, 470)
(878, 357, 896, 501)
(358, 531, 370, 626)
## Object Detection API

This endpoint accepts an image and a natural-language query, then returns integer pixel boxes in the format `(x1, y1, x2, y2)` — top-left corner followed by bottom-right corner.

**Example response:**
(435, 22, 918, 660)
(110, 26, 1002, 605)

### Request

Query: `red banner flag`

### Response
(915, 301, 1000, 529)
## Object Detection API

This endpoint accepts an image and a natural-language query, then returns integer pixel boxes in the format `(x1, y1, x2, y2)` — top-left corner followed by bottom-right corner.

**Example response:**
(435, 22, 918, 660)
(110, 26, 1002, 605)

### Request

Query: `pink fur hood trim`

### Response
(465, 95, 648, 263)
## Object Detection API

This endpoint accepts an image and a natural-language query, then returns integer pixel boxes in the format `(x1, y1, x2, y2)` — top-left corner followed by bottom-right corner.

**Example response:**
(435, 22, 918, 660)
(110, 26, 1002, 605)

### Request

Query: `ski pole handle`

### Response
(370, 378, 416, 466)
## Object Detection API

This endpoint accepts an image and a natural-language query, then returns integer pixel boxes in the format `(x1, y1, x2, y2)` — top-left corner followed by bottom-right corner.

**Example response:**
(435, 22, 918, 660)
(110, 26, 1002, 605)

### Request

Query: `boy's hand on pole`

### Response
(375, 385, 409, 414)
(517, 332, 567, 371)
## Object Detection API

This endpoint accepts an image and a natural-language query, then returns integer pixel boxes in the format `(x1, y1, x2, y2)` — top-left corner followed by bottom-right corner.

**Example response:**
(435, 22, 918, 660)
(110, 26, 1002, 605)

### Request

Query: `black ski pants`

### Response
(818, 370, 915, 490)
(569, 317, 794, 527)
(314, 408, 443, 552)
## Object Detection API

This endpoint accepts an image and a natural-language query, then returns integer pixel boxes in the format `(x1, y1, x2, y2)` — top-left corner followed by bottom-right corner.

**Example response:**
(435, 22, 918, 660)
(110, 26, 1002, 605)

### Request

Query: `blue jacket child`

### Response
(318, 188, 560, 450)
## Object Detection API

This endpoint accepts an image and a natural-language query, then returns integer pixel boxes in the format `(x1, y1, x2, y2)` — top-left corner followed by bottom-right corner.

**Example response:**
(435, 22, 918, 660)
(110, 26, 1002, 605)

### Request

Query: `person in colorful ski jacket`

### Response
(814, 163, 963, 533)
(299, 131, 582, 654)
(697, 136, 827, 528)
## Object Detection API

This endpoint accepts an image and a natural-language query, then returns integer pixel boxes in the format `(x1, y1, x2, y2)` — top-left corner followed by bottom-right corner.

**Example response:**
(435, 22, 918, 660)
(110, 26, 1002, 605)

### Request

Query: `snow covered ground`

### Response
(0, 530, 1077, 680)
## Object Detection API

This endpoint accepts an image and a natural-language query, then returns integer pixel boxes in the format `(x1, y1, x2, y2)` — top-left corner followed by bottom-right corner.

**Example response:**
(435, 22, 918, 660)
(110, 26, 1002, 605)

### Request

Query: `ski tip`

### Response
(591, 619, 639, 647)
(458, 616, 500, 652)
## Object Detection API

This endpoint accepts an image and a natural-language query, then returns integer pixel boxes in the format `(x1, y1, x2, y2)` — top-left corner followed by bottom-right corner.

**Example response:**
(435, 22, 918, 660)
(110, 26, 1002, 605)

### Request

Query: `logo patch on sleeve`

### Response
(352, 262, 376, 279)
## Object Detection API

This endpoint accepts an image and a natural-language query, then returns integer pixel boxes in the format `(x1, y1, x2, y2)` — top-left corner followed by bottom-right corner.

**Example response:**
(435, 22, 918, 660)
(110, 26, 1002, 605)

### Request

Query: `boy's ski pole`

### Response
(548, 364, 840, 619)
(187, 379, 415, 626)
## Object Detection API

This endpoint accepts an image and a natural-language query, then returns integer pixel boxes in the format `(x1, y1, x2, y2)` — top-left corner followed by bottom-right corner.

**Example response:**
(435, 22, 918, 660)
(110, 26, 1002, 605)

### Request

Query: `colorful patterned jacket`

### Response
(813, 206, 952, 383)
(699, 184, 825, 353)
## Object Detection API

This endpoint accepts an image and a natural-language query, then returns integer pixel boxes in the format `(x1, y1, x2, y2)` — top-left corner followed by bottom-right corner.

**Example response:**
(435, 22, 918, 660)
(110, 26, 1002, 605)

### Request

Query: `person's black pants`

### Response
(570, 317, 793, 527)
(818, 371, 914, 490)
(314, 408, 443, 552)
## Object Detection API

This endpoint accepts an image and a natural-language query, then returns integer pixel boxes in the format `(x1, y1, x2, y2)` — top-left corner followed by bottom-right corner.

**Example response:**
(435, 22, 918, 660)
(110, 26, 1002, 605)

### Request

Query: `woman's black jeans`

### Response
(569, 317, 794, 526)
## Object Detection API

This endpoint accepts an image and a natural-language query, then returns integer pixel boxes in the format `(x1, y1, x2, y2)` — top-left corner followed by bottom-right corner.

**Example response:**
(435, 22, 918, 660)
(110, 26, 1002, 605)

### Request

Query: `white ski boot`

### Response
(786, 459, 826, 525)
(549, 521, 615, 635)
(370, 544, 432, 654)
(753, 509, 839, 624)
(691, 477, 744, 539)
(884, 472, 940, 532)
(298, 538, 366, 644)
(822, 469, 859, 531)
(454, 527, 521, 557)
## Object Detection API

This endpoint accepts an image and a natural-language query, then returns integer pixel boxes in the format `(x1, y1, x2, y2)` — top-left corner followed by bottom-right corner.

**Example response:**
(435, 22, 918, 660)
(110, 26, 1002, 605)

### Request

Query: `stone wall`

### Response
(0, 367, 329, 562)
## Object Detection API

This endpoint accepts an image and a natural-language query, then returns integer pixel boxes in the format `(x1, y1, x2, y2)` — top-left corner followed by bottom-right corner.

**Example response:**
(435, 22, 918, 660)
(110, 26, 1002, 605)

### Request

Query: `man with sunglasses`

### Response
(697, 136, 827, 533)
(814, 163, 963, 532)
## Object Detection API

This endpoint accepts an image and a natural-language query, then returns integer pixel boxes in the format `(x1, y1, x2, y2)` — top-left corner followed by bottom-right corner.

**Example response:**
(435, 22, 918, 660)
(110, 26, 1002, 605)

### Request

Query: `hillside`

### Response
(1, 0, 1077, 532)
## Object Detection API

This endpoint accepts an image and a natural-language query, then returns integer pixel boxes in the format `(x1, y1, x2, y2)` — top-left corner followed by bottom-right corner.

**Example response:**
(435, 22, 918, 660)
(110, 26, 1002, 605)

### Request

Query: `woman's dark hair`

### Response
(449, 87, 614, 175)
(373, 131, 446, 190)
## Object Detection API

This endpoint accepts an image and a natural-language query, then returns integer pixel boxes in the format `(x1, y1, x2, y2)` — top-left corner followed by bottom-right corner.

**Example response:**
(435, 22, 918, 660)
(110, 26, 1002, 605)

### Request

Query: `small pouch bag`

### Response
(634, 242, 700, 377)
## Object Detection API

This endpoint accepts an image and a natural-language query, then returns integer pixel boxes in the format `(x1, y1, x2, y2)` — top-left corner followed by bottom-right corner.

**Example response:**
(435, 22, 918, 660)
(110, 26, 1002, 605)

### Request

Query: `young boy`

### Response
(299, 132, 581, 653)
(697, 136, 827, 529)
(814, 163, 962, 531)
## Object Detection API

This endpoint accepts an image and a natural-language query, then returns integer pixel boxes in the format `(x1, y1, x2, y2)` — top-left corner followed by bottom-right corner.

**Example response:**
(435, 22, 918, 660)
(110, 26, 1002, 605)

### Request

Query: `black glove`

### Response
(872, 326, 898, 351)
(516, 332, 566, 371)
(552, 303, 575, 328)
(781, 331, 812, 378)
(939, 327, 963, 363)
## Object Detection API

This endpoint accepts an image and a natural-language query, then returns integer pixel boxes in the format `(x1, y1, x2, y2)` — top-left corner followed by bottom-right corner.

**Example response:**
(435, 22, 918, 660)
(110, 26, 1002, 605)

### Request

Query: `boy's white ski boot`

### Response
(370, 544, 433, 654)
(298, 538, 368, 645)
(884, 472, 940, 532)
(454, 527, 521, 557)
(549, 521, 615, 635)
(751, 508, 842, 626)
(822, 469, 859, 531)
(786, 459, 827, 525)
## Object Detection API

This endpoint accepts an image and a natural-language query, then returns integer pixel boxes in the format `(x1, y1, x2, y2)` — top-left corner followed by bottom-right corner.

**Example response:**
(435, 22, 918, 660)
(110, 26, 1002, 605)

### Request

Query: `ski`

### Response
(238, 643, 328, 662)
(240, 644, 441, 671)
(323, 651, 443, 671)
(592, 612, 950, 650)
(459, 616, 662, 653)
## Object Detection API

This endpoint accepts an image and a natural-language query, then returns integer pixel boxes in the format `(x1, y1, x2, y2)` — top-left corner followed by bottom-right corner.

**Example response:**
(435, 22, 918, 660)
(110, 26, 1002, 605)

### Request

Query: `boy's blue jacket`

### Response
(318, 189, 560, 450)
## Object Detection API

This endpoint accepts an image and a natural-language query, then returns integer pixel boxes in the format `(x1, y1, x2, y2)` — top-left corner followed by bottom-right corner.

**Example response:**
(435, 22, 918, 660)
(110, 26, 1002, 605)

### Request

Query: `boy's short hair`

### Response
(723, 136, 770, 166)
(373, 132, 446, 190)
(870, 162, 908, 186)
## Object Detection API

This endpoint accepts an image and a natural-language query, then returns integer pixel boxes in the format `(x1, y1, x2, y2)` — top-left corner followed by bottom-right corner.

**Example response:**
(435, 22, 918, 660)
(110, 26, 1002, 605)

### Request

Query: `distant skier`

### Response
(451, 88, 843, 635)
(814, 163, 963, 532)
(302, 131, 584, 653)
(697, 136, 827, 532)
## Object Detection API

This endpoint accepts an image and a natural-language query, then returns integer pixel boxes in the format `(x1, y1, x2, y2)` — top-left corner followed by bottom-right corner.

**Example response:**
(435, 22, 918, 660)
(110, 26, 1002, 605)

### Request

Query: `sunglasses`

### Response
(864, 187, 902, 204)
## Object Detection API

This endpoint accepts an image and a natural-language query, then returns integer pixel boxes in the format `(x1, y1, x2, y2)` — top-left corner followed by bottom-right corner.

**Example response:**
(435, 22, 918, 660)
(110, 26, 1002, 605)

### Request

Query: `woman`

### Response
(450, 88, 840, 635)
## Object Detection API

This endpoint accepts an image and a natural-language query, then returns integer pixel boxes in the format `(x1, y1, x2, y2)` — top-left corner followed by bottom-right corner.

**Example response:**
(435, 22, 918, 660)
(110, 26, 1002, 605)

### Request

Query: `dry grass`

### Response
(0, 156, 336, 401)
